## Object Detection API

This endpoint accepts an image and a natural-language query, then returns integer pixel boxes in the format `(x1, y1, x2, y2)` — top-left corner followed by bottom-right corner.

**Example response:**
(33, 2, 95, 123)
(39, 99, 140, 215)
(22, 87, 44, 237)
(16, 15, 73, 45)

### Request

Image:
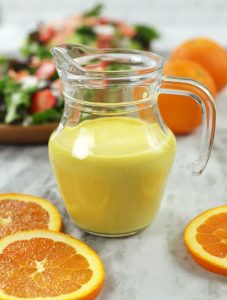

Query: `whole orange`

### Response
(170, 38, 227, 92)
(158, 59, 216, 134)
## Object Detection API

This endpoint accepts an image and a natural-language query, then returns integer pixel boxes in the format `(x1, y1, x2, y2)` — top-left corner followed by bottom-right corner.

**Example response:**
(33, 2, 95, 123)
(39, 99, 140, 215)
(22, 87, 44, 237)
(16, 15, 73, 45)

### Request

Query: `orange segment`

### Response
(0, 193, 62, 237)
(0, 230, 104, 299)
(184, 206, 227, 276)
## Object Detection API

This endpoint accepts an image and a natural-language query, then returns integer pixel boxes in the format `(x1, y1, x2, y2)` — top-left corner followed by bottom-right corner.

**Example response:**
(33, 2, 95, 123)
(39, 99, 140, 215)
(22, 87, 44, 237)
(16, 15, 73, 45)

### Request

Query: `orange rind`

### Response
(184, 206, 227, 276)
(0, 230, 105, 299)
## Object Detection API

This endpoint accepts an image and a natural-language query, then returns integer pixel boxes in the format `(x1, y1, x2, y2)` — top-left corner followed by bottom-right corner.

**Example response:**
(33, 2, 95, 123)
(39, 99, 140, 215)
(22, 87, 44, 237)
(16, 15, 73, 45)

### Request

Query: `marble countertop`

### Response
(0, 90, 227, 300)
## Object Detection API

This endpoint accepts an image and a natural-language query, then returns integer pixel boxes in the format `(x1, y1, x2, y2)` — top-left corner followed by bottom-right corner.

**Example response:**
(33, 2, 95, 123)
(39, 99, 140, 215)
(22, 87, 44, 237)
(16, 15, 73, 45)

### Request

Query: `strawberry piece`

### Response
(35, 61, 56, 80)
(84, 61, 109, 70)
(118, 23, 136, 37)
(97, 17, 110, 25)
(97, 35, 113, 48)
(31, 89, 56, 113)
(39, 25, 56, 44)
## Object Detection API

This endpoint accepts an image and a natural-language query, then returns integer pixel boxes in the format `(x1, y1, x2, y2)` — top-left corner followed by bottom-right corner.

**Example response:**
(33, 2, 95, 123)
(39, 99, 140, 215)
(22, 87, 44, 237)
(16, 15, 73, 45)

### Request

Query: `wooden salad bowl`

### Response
(0, 123, 58, 144)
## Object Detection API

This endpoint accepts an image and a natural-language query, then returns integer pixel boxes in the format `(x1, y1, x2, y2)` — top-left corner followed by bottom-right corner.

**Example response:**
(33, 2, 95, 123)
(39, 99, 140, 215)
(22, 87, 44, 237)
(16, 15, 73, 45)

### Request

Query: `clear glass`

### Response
(49, 44, 216, 237)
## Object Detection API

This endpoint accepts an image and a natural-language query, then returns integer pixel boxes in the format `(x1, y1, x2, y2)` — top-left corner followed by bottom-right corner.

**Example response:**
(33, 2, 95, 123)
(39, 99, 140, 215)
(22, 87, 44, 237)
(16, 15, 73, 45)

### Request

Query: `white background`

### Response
(0, 0, 227, 54)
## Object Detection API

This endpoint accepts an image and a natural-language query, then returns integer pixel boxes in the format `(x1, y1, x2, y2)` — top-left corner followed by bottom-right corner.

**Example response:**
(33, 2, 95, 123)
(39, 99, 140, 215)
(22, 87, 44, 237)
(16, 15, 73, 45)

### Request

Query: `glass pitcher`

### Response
(49, 44, 216, 237)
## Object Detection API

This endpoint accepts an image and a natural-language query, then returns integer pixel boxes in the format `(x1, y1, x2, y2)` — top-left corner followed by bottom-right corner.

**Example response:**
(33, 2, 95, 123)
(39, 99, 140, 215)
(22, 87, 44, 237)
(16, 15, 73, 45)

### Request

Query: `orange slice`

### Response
(0, 193, 62, 238)
(0, 230, 105, 299)
(184, 206, 227, 276)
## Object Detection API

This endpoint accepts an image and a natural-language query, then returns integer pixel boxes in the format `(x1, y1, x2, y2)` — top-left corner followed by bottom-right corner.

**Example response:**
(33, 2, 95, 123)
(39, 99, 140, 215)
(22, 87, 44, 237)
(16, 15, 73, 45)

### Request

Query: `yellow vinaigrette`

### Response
(49, 117, 176, 236)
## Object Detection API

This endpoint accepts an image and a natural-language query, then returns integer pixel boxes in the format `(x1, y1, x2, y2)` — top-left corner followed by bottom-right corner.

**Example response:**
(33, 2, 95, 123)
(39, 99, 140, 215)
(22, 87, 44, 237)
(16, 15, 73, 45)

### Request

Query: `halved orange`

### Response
(0, 193, 62, 238)
(184, 206, 227, 276)
(0, 230, 105, 299)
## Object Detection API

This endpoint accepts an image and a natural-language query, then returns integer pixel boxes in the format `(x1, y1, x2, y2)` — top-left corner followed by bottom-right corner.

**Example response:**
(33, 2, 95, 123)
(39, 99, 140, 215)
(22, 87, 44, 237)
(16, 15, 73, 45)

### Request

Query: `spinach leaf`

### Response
(20, 41, 51, 59)
(83, 3, 103, 17)
(134, 25, 159, 48)
(75, 25, 97, 46)
(0, 76, 41, 124)
(0, 76, 20, 95)
(0, 56, 10, 75)
(107, 63, 131, 71)
(76, 25, 96, 37)
(31, 108, 61, 124)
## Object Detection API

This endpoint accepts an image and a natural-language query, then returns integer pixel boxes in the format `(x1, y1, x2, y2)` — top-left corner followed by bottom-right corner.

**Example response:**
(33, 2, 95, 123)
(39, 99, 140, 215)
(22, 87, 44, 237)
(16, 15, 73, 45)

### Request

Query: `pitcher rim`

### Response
(51, 44, 164, 78)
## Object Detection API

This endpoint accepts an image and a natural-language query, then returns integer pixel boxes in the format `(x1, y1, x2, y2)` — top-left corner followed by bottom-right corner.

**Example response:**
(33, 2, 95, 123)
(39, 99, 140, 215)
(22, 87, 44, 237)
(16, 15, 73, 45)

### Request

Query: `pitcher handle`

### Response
(158, 75, 216, 176)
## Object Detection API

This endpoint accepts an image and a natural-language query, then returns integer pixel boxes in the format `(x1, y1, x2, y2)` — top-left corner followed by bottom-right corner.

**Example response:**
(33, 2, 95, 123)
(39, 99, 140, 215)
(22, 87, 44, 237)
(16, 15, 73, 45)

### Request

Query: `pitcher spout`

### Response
(51, 44, 96, 77)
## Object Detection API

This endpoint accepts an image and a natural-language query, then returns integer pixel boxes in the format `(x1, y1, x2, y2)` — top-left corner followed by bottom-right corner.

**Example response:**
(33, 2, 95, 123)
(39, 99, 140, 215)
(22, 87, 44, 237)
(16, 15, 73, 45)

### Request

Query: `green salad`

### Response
(0, 4, 159, 125)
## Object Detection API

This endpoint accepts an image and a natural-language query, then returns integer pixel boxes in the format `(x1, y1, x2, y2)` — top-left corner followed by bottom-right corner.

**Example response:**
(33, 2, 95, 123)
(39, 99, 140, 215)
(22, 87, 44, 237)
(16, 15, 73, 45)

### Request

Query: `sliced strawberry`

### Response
(97, 17, 110, 25)
(117, 22, 136, 37)
(31, 89, 56, 113)
(39, 25, 56, 44)
(35, 61, 56, 80)
(97, 35, 113, 48)
(84, 61, 109, 70)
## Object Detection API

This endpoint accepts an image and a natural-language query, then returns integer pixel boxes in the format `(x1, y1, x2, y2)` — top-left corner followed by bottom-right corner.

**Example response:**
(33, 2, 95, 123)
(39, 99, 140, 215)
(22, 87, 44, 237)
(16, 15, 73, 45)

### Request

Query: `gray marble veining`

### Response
(0, 91, 227, 300)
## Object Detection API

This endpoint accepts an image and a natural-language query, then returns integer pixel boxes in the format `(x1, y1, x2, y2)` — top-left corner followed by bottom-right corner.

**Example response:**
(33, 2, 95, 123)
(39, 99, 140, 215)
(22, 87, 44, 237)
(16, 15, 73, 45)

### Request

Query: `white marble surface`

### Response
(0, 90, 227, 299)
